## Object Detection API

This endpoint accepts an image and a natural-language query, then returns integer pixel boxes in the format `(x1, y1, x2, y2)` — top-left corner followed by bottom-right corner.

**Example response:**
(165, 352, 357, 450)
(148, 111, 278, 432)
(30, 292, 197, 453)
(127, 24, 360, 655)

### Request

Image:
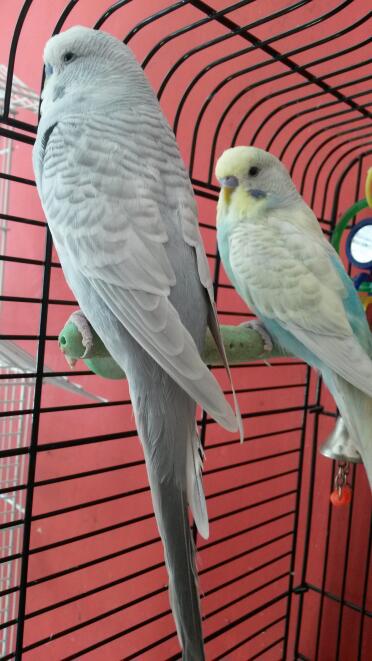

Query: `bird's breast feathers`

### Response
(226, 212, 351, 334)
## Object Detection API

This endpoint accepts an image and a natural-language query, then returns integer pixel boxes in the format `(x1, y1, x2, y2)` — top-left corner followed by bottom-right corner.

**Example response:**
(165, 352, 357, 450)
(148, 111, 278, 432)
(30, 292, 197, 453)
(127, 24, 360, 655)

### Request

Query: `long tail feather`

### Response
(186, 426, 209, 540)
(207, 301, 244, 441)
(148, 472, 205, 660)
(323, 370, 372, 489)
(132, 374, 206, 660)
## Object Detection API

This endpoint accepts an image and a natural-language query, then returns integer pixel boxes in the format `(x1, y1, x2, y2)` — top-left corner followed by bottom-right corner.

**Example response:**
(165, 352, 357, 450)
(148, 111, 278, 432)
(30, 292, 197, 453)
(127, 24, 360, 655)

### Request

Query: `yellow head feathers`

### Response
(216, 146, 299, 211)
(215, 146, 281, 183)
(216, 146, 271, 209)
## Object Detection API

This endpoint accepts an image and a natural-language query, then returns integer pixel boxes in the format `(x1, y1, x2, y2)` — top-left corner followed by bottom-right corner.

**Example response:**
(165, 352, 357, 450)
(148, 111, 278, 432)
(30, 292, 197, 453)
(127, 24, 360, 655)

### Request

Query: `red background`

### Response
(0, 1, 371, 659)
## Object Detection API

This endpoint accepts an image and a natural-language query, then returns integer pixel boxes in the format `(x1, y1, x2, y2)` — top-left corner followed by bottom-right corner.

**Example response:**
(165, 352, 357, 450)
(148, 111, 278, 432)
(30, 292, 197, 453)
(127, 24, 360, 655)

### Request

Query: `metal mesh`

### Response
(0, 58, 109, 659)
(0, 1, 371, 659)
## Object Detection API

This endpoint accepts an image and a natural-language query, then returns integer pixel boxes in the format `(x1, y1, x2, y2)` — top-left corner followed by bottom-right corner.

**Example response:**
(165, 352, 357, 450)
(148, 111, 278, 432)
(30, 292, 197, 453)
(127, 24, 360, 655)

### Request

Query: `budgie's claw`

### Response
(59, 334, 78, 368)
(64, 353, 77, 369)
(240, 319, 273, 353)
(68, 310, 94, 357)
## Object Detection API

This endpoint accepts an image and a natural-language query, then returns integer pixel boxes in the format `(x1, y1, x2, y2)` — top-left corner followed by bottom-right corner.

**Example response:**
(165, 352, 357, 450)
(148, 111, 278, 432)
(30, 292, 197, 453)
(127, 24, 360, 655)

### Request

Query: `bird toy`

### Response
(326, 166, 372, 505)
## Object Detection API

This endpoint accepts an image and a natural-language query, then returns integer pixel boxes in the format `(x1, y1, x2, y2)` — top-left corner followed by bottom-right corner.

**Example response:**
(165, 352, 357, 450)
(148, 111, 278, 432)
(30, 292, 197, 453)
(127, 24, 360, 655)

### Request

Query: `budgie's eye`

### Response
(248, 166, 259, 177)
(63, 51, 76, 63)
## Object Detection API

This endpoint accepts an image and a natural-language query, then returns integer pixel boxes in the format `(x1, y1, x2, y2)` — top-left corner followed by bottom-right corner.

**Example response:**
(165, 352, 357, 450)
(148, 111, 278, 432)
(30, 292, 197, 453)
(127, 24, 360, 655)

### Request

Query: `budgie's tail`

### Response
(324, 370, 372, 490)
(132, 376, 206, 661)
(147, 469, 205, 660)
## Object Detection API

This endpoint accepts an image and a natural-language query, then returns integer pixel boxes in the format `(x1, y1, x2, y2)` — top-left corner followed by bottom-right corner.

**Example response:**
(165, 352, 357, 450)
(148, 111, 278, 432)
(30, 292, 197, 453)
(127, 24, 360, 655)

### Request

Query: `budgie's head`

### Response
(41, 26, 150, 115)
(216, 146, 299, 210)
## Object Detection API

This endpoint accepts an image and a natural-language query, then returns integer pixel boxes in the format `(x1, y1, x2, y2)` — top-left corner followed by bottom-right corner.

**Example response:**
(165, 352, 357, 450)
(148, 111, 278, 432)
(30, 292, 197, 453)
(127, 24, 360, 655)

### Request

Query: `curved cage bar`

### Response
(0, 1, 371, 660)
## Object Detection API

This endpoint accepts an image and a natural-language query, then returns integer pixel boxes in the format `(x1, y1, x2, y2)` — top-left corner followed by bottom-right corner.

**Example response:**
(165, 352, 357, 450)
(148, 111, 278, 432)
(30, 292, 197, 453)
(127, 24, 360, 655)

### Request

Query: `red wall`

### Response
(1, 2, 370, 659)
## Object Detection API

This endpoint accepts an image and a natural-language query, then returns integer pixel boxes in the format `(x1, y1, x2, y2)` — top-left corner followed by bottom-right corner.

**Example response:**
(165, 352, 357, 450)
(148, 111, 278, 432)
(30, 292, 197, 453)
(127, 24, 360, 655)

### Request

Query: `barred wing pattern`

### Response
(37, 108, 237, 431)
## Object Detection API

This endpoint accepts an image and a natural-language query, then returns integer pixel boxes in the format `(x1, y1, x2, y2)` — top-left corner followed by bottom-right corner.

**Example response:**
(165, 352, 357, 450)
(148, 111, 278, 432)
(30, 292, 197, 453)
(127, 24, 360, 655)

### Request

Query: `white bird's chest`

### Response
(229, 219, 286, 278)
(227, 215, 319, 310)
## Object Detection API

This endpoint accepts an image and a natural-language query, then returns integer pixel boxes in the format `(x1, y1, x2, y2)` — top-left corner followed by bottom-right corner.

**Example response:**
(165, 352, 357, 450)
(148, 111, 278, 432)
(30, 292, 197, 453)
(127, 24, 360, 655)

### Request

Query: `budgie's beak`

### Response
(45, 63, 53, 77)
(218, 175, 239, 204)
(218, 175, 239, 189)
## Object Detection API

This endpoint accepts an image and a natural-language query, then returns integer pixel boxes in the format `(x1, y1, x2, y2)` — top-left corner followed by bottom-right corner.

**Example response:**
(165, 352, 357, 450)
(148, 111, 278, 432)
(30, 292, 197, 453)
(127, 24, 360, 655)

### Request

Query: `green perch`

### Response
(58, 317, 289, 380)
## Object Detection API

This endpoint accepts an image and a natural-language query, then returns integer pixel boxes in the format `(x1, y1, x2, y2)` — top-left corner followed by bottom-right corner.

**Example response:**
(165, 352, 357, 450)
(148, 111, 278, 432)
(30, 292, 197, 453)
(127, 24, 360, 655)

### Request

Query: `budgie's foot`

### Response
(240, 318, 273, 353)
(60, 310, 94, 367)
(69, 310, 94, 357)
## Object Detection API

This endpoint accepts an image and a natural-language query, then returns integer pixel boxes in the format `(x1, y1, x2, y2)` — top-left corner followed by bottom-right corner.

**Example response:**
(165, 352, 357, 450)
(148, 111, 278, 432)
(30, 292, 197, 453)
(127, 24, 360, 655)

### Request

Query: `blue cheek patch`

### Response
(249, 189, 266, 199)
(45, 63, 53, 77)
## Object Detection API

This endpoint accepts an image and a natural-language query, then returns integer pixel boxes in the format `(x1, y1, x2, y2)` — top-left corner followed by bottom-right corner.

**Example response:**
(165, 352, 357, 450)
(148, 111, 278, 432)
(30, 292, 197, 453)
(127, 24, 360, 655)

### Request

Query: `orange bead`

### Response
(330, 485, 352, 506)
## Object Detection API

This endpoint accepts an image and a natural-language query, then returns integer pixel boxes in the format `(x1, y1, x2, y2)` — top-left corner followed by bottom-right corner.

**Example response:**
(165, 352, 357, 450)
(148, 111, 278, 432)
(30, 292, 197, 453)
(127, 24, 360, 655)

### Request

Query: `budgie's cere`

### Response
(216, 146, 372, 489)
(33, 26, 240, 661)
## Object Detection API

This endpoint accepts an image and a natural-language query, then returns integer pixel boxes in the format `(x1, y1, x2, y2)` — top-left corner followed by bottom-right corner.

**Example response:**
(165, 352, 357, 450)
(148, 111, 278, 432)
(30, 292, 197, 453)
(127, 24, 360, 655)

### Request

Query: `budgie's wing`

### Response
(182, 202, 243, 440)
(325, 246, 372, 354)
(36, 110, 238, 435)
(230, 214, 372, 397)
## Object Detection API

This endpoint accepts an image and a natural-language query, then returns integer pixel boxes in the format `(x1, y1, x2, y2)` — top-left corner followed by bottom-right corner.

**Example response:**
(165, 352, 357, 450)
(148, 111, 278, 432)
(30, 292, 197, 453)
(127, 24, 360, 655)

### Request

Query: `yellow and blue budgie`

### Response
(216, 146, 372, 490)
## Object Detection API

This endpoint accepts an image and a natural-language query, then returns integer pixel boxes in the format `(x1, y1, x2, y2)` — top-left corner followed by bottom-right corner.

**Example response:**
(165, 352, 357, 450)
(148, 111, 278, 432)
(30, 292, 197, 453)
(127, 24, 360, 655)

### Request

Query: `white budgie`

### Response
(216, 146, 372, 489)
(33, 26, 241, 660)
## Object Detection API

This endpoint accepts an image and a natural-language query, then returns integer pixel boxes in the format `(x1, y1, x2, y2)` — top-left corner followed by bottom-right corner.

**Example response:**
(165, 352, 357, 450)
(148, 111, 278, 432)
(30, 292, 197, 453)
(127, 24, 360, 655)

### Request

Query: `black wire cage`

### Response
(0, 1, 371, 659)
